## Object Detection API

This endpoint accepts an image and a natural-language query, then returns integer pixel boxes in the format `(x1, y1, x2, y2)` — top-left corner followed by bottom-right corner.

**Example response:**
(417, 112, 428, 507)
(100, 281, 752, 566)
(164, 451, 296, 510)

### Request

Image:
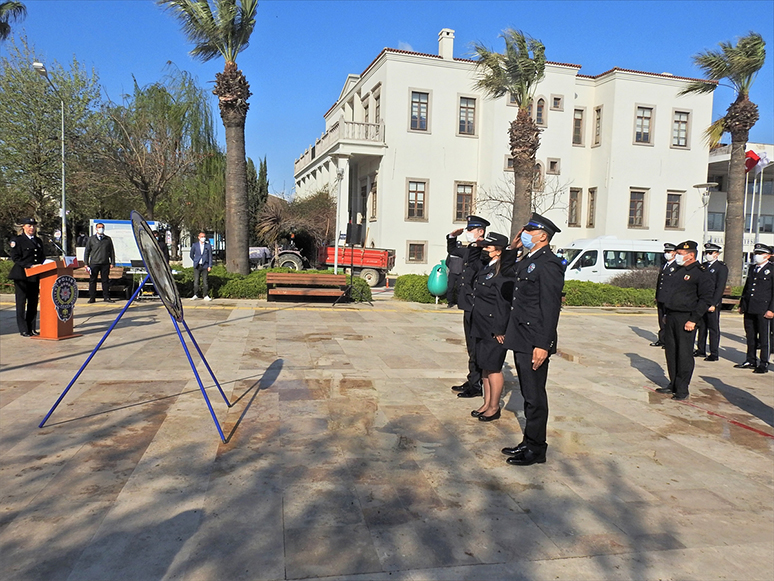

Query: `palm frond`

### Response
(703, 117, 726, 148)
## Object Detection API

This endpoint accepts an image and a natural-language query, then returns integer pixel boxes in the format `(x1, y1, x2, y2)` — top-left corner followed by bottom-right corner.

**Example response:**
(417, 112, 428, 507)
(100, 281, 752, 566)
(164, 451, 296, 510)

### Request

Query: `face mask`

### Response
(96, 228, 104, 234)
(465, 230, 477, 243)
(520, 230, 536, 250)
(754, 254, 769, 264)
(199, 238, 206, 244)
(704, 253, 717, 262)
(674, 254, 686, 266)
(664, 252, 674, 261)
(480, 251, 491, 262)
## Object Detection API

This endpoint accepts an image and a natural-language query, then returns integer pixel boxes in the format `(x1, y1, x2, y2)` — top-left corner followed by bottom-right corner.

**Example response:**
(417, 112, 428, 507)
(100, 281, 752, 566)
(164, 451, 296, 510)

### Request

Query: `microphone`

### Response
(48, 238, 66, 259)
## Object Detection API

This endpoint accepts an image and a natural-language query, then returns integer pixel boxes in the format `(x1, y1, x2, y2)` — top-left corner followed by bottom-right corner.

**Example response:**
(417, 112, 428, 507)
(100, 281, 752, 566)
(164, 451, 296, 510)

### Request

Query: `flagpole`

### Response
(742, 170, 749, 237)
(754, 164, 765, 244)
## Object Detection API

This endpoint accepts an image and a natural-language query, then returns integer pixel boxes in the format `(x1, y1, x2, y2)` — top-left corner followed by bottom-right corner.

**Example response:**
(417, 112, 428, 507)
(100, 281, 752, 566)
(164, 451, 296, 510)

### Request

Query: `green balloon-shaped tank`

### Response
(427, 260, 448, 297)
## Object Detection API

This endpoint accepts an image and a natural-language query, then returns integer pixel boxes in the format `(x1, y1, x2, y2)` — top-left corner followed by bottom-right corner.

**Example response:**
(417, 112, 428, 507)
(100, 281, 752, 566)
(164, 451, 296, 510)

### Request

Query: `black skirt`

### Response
(474, 335, 507, 372)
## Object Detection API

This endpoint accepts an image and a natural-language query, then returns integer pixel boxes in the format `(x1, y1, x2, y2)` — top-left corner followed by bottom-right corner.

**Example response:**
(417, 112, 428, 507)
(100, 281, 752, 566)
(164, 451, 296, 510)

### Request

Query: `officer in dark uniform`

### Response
(448, 215, 490, 398)
(734, 243, 774, 373)
(9, 218, 46, 336)
(655, 241, 713, 400)
(651, 243, 677, 347)
(83, 223, 116, 303)
(694, 243, 728, 361)
(445, 249, 463, 308)
(500, 213, 565, 466)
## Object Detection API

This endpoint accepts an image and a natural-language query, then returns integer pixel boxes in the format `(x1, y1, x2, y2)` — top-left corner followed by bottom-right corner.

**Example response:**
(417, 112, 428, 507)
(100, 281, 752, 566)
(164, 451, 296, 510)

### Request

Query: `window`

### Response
(707, 211, 724, 231)
(578, 250, 598, 268)
(504, 156, 515, 171)
(629, 190, 646, 227)
(536, 98, 545, 125)
(407, 180, 427, 219)
(635, 106, 653, 144)
(603, 251, 660, 270)
(374, 94, 381, 123)
(370, 183, 378, 220)
(672, 110, 690, 148)
(363, 103, 369, 124)
(593, 106, 602, 145)
(410, 91, 429, 131)
(508, 92, 518, 106)
(758, 215, 774, 233)
(455, 183, 474, 222)
(407, 241, 427, 263)
(587, 188, 597, 227)
(533, 162, 544, 192)
(459, 97, 476, 135)
(547, 158, 561, 175)
(551, 95, 563, 111)
(568, 188, 582, 227)
(665, 193, 681, 228)
(573, 109, 584, 145)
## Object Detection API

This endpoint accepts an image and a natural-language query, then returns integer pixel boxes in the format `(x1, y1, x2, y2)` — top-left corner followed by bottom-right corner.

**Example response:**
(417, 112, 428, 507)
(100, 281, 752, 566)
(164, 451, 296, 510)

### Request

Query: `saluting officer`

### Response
(448, 215, 490, 398)
(651, 243, 678, 347)
(694, 243, 728, 361)
(9, 218, 46, 337)
(500, 213, 565, 466)
(655, 241, 713, 400)
(734, 243, 774, 373)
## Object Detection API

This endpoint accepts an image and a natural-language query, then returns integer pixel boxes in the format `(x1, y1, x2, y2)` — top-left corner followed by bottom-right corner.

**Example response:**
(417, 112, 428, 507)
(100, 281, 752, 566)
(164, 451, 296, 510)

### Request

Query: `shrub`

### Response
(0, 259, 13, 293)
(607, 268, 659, 290)
(394, 274, 442, 304)
(563, 280, 655, 307)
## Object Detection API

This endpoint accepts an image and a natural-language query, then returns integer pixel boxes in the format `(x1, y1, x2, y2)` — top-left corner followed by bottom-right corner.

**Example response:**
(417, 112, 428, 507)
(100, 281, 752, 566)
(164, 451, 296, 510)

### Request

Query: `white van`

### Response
(557, 236, 667, 283)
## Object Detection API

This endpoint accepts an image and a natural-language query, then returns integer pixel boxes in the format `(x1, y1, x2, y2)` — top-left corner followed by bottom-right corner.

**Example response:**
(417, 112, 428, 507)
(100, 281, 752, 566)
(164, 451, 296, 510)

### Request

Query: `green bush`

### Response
(174, 264, 238, 298)
(562, 280, 655, 306)
(394, 274, 443, 304)
(0, 259, 13, 293)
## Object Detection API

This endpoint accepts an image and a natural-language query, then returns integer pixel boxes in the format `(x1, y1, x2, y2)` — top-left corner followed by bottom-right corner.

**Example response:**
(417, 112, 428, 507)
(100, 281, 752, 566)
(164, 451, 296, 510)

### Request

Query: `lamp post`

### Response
(32, 61, 67, 255)
(333, 167, 345, 275)
(693, 182, 718, 248)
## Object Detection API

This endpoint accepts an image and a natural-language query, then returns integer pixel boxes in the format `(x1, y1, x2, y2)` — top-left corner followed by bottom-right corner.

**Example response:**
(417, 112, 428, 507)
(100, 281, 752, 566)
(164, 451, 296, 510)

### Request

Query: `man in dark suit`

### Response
(735, 243, 774, 374)
(154, 230, 170, 263)
(190, 231, 213, 301)
(651, 243, 677, 347)
(448, 215, 490, 398)
(694, 243, 728, 361)
(500, 213, 565, 466)
(9, 218, 46, 336)
(83, 223, 116, 303)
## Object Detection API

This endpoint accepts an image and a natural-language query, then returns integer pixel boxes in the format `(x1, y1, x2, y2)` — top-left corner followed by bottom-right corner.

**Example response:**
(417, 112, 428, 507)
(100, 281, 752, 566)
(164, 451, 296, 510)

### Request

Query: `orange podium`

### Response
(26, 260, 81, 340)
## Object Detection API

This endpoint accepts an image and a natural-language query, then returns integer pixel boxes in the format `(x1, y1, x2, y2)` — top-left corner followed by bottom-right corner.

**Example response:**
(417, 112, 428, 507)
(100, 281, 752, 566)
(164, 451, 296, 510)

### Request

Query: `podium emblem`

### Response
(52, 275, 78, 322)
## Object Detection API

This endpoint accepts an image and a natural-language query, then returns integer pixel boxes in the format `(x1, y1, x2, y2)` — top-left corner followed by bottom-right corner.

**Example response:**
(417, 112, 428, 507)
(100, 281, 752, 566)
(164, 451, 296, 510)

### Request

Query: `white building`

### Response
(294, 29, 714, 274)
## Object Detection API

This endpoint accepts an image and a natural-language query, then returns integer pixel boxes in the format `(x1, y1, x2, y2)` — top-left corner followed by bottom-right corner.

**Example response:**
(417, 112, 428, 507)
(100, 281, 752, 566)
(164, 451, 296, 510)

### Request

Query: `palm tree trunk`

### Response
(223, 120, 249, 274)
(725, 139, 746, 286)
(509, 110, 540, 239)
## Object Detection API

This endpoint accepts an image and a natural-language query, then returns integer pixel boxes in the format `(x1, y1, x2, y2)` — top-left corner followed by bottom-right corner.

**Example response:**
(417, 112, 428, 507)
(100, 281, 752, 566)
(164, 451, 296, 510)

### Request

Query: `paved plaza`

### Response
(1, 293, 772, 580)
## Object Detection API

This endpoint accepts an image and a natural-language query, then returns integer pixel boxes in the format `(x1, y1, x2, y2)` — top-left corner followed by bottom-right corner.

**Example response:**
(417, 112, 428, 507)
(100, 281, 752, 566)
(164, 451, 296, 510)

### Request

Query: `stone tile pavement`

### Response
(1, 294, 772, 580)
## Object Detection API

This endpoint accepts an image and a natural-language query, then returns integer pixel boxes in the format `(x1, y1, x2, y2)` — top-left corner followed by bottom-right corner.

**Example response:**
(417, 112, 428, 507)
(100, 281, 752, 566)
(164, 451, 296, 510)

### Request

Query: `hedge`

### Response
(0, 260, 12, 293)
(394, 273, 444, 304)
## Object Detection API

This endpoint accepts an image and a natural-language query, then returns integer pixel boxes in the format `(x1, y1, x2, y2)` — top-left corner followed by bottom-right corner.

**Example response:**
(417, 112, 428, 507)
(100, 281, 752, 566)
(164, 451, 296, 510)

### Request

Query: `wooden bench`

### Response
(721, 285, 741, 310)
(266, 273, 346, 301)
(72, 266, 131, 300)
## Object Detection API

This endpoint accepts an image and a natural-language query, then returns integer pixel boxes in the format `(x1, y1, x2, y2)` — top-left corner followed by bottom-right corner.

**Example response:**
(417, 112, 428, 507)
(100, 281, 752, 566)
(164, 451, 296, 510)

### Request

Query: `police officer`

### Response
(448, 215, 490, 398)
(9, 218, 46, 336)
(655, 241, 713, 400)
(694, 243, 728, 361)
(734, 243, 774, 373)
(83, 223, 116, 303)
(445, 245, 463, 308)
(651, 243, 678, 347)
(500, 213, 565, 466)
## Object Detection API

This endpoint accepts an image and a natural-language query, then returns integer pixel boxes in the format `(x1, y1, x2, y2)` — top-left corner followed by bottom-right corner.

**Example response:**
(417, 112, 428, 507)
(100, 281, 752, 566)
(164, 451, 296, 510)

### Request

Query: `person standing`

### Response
(655, 241, 713, 400)
(651, 243, 678, 347)
(448, 215, 490, 398)
(190, 231, 213, 301)
(694, 243, 728, 361)
(734, 243, 774, 373)
(445, 244, 463, 309)
(500, 213, 565, 466)
(83, 223, 116, 303)
(154, 230, 170, 263)
(9, 218, 46, 336)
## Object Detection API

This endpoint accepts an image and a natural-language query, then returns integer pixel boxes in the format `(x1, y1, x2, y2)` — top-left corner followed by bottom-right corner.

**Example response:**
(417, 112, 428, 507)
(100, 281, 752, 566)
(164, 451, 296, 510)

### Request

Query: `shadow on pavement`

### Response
(624, 352, 668, 387)
(700, 375, 774, 428)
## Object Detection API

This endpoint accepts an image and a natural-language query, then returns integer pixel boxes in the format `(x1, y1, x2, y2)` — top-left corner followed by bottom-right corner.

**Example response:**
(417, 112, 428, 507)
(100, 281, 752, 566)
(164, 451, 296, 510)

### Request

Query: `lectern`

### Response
(25, 260, 81, 340)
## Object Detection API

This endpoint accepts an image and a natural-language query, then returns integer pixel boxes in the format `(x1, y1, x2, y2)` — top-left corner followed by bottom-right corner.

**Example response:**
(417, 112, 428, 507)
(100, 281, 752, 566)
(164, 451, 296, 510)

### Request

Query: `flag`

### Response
(754, 152, 771, 175)
(745, 150, 760, 172)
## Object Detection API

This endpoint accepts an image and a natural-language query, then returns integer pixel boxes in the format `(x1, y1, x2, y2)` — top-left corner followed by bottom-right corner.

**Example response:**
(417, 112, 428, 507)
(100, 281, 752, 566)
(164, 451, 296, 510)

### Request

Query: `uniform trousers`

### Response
(513, 351, 550, 453)
(743, 313, 771, 365)
(656, 302, 666, 343)
(14, 279, 39, 334)
(445, 272, 460, 305)
(696, 308, 721, 357)
(463, 310, 482, 387)
(664, 311, 698, 397)
(89, 263, 111, 300)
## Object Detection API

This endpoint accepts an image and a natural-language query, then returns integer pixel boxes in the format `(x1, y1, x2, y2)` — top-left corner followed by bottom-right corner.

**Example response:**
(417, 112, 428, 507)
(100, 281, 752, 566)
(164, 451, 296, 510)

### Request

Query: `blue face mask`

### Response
(520, 230, 536, 250)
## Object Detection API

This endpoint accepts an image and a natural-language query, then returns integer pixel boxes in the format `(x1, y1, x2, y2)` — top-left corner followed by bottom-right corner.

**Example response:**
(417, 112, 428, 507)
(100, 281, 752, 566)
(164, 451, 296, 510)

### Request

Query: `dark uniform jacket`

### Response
(740, 261, 774, 315)
(83, 234, 115, 266)
(447, 235, 483, 312)
(9, 234, 45, 280)
(703, 259, 729, 307)
(446, 241, 464, 275)
(503, 246, 565, 355)
(470, 260, 514, 339)
(663, 261, 713, 323)
(656, 260, 678, 303)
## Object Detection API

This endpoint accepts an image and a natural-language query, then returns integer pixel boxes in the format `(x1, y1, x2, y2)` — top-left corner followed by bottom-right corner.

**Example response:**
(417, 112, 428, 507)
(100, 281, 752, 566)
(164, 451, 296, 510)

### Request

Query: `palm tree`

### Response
(473, 29, 545, 239)
(158, 0, 258, 275)
(0, 1, 26, 41)
(679, 32, 766, 285)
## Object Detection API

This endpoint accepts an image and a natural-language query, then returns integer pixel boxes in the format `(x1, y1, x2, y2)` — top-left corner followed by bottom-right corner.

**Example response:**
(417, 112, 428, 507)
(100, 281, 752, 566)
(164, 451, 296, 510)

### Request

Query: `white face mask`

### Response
(96, 228, 104, 234)
(465, 230, 477, 243)
(754, 254, 769, 264)
(199, 238, 206, 244)
(664, 252, 674, 261)
(674, 254, 686, 266)
(704, 253, 717, 262)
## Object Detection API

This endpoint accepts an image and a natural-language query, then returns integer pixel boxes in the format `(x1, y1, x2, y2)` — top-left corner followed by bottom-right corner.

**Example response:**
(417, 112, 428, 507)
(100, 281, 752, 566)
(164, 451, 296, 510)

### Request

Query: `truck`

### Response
(316, 246, 395, 287)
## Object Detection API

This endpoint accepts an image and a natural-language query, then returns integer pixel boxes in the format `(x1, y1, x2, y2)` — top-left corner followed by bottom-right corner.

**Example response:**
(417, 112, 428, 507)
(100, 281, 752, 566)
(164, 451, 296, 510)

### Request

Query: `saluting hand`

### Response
(511, 228, 525, 250)
(450, 228, 464, 237)
(532, 347, 548, 370)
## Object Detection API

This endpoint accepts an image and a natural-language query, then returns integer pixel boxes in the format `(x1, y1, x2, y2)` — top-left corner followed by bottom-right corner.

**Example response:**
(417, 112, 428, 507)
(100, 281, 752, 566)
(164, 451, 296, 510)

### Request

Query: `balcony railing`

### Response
(295, 121, 384, 174)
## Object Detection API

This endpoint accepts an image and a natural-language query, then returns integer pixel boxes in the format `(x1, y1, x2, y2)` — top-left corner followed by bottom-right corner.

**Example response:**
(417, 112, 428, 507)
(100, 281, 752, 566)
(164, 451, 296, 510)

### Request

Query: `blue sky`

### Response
(11, 0, 774, 196)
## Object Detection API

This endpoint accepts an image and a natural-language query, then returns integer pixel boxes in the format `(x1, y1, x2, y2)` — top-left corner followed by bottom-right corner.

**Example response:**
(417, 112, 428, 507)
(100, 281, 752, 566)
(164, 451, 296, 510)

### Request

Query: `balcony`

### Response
(295, 121, 385, 175)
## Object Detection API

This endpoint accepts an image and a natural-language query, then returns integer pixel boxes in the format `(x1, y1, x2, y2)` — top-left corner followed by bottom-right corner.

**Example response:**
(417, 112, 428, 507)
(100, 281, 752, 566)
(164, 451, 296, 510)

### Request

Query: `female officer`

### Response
(469, 232, 514, 421)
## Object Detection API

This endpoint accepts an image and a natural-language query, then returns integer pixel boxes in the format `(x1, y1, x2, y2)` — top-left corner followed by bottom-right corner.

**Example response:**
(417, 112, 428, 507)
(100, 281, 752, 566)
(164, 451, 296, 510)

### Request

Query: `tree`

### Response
(0, 1, 26, 42)
(246, 155, 268, 246)
(473, 29, 545, 239)
(679, 32, 766, 285)
(158, 0, 258, 275)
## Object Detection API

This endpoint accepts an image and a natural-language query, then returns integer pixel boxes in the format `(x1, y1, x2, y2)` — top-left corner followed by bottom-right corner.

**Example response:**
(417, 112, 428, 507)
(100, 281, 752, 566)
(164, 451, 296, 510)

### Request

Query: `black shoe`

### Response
(104, 298, 116, 303)
(478, 408, 501, 422)
(693, 350, 706, 358)
(471, 410, 483, 417)
(87, 298, 96, 304)
(447, 303, 456, 309)
(451, 382, 470, 392)
(501, 443, 527, 456)
(650, 340, 664, 347)
(671, 393, 689, 401)
(752, 365, 769, 374)
(457, 388, 483, 398)
(20, 331, 31, 337)
(30, 330, 39, 336)
(655, 387, 673, 394)
(704, 355, 718, 361)
(734, 361, 756, 369)
(506, 448, 546, 466)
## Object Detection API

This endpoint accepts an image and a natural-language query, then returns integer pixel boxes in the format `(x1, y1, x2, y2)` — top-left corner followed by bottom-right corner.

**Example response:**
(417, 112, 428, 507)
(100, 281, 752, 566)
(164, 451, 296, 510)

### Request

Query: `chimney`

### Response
(438, 28, 455, 60)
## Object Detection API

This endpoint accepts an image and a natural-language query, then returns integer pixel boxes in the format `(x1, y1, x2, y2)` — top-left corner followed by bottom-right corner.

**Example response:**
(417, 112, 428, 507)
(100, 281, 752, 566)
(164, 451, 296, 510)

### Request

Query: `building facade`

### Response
(294, 29, 714, 274)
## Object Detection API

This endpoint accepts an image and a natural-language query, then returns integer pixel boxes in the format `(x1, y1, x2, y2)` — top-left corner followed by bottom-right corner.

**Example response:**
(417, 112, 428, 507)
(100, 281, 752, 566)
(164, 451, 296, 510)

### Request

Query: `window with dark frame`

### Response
(594, 107, 602, 145)
(459, 97, 476, 135)
(707, 211, 724, 231)
(536, 98, 545, 125)
(407, 181, 426, 219)
(568, 188, 581, 227)
(410, 92, 428, 131)
(370, 183, 378, 219)
(455, 183, 473, 221)
(374, 95, 381, 123)
(635, 107, 653, 143)
(573, 109, 584, 145)
(587, 188, 597, 227)
(363, 103, 369, 124)
(408, 243, 425, 262)
(665, 193, 681, 228)
(552, 96, 562, 110)
(629, 191, 645, 227)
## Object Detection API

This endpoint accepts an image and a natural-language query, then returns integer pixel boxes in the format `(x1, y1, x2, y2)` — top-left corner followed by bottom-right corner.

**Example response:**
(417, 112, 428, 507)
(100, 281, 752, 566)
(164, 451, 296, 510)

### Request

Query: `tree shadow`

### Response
(700, 375, 774, 428)
(624, 352, 668, 387)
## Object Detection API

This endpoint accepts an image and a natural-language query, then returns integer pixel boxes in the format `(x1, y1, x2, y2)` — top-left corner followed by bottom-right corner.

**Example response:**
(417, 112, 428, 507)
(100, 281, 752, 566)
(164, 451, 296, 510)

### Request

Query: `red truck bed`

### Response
(318, 246, 395, 271)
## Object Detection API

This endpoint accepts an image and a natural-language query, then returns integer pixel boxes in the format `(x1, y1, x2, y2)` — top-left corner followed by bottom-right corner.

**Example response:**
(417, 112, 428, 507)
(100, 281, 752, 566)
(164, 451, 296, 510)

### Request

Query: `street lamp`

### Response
(693, 182, 718, 247)
(333, 167, 345, 275)
(32, 61, 67, 255)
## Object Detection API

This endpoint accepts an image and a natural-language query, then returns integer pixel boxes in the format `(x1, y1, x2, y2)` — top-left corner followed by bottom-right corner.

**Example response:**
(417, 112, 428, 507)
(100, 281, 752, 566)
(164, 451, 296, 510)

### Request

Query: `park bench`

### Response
(721, 285, 740, 310)
(266, 272, 346, 301)
(72, 266, 131, 300)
